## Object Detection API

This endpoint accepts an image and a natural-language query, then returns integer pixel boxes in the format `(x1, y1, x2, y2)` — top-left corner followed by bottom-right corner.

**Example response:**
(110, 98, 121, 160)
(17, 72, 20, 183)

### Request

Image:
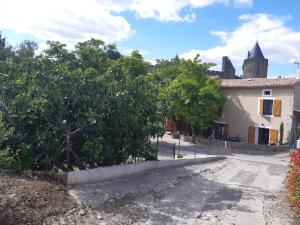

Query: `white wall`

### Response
(220, 87, 294, 143)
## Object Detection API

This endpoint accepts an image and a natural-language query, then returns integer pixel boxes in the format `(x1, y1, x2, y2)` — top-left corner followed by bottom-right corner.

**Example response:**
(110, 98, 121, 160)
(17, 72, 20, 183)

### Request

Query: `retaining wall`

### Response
(64, 156, 225, 185)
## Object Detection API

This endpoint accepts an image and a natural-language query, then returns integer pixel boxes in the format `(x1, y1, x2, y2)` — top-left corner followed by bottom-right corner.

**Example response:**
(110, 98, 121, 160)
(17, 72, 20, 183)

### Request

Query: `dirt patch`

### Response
(0, 171, 77, 225)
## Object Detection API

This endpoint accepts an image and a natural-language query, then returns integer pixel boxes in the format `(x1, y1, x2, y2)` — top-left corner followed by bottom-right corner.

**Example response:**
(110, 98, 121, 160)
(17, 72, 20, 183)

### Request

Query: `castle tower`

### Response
(242, 42, 268, 78)
(222, 56, 235, 79)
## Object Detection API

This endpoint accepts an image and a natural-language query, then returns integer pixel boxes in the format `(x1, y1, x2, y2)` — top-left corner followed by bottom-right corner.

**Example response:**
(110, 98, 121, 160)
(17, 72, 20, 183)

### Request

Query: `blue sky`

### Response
(1, 0, 300, 77)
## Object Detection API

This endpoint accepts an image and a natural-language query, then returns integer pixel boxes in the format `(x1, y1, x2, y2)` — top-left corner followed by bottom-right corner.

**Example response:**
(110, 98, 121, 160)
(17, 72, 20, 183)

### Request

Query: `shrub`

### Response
(0, 147, 20, 170)
(0, 40, 165, 171)
(0, 113, 18, 170)
(177, 151, 183, 159)
(279, 122, 284, 145)
(286, 149, 300, 213)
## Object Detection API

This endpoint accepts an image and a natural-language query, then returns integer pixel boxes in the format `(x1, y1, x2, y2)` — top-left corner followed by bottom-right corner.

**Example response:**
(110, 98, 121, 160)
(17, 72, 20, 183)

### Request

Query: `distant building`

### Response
(242, 42, 268, 78)
(208, 56, 237, 79)
(207, 41, 269, 79)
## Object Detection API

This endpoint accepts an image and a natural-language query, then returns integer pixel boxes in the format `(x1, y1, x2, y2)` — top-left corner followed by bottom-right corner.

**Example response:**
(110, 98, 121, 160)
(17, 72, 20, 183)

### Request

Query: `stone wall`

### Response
(243, 58, 268, 78)
(207, 56, 236, 79)
(222, 56, 236, 79)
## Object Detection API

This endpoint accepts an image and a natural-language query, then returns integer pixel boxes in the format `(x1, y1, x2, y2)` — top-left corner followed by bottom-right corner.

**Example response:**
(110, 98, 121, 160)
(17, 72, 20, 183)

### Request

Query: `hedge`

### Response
(286, 149, 300, 213)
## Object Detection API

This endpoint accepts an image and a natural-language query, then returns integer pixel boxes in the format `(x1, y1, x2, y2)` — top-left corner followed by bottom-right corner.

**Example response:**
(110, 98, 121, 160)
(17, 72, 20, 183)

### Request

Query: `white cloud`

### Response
(129, 0, 227, 22)
(180, 13, 300, 70)
(234, 0, 252, 8)
(0, 0, 252, 47)
(0, 0, 133, 47)
(119, 47, 151, 56)
(128, 0, 253, 22)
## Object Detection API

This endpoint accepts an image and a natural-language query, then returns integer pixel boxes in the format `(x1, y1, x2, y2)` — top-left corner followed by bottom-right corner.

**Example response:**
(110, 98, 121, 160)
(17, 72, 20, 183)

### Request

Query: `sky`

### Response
(1, 0, 300, 77)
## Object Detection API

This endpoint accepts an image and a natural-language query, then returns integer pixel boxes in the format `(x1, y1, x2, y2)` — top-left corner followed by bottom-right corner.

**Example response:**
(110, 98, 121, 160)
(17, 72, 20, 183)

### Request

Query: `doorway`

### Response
(215, 123, 228, 140)
(215, 123, 224, 140)
(258, 128, 269, 145)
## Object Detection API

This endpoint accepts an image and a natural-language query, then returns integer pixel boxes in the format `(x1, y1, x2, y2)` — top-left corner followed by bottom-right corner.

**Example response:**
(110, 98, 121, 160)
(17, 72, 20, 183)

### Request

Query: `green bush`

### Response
(0, 148, 20, 170)
(0, 113, 18, 170)
(177, 151, 183, 159)
(0, 39, 165, 171)
(279, 122, 284, 145)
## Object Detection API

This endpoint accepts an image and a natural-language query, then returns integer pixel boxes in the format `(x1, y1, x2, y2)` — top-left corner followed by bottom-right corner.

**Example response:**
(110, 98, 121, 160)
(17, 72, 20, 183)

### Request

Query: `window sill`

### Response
(258, 114, 274, 118)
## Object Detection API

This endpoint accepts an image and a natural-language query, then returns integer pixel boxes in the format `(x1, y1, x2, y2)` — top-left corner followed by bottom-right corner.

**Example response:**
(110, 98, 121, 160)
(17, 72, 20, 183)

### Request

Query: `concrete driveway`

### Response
(46, 147, 298, 225)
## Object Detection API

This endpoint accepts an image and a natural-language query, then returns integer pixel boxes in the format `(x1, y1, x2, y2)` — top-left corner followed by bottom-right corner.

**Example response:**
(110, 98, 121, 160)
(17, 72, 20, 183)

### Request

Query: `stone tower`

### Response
(222, 56, 235, 79)
(243, 42, 268, 78)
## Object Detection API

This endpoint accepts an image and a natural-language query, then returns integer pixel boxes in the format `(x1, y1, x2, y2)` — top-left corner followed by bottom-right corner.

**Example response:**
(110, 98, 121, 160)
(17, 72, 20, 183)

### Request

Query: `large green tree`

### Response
(13, 40, 38, 63)
(0, 33, 224, 171)
(0, 33, 13, 61)
(153, 55, 225, 136)
(0, 37, 164, 171)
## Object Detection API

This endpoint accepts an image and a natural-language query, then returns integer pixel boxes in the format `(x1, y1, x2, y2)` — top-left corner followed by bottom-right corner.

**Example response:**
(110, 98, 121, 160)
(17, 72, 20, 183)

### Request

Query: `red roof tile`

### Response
(221, 78, 300, 88)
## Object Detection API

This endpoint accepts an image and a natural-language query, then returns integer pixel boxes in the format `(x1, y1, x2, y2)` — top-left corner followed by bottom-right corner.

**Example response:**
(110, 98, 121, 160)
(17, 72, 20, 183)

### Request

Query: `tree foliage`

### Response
(0, 33, 13, 61)
(152, 55, 225, 136)
(0, 37, 163, 171)
(0, 34, 225, 172)
(14, 40, 38, 63)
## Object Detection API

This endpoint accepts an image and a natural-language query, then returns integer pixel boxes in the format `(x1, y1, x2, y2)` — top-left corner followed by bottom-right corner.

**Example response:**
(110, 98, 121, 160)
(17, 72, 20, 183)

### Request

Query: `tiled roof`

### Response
(221, 77, 300, 88)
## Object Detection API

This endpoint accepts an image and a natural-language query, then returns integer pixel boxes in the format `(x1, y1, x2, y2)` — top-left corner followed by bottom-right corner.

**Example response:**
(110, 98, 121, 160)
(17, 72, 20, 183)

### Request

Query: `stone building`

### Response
(208, 41, 268, 79)
(213, 42, 300, 146)
(242, 42, 268, 78)
(216, 77, 300, 146)
(208, 56, 237, 79)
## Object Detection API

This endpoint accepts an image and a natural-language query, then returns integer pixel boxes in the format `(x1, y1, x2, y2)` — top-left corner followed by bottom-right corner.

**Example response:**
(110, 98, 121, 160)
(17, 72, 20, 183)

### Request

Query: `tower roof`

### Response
(249, 42, 265, 59)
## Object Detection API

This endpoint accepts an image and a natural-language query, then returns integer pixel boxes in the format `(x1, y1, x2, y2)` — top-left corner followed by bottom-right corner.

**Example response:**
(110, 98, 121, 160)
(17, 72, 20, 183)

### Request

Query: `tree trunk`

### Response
(66, 128, 71, 171)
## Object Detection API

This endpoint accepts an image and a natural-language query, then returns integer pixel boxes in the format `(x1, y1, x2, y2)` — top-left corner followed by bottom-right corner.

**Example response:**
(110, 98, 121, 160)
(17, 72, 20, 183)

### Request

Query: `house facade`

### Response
(214, 41, 300, 146)
(217, 78, 300, 145)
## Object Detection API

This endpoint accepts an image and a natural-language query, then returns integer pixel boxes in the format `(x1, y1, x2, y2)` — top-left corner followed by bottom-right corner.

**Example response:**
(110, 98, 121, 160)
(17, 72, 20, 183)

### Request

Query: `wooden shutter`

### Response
(248, 126, 256, 144)
(223, 124, 228, 139)
(273, 100, 281, 117)
(269, 129, 278, 145)
(259, 99, 264, 114)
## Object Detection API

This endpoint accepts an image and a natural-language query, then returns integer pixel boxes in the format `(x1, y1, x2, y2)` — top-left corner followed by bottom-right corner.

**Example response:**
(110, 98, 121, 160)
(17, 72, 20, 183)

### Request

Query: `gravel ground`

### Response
(0, 172, 77, 225)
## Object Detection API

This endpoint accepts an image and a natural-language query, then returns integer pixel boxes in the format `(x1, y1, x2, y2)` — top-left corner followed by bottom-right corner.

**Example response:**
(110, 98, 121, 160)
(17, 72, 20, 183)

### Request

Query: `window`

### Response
(262, 89, 272, 97)
(263, 100, 273, 115)
(259, 98, 281, 117)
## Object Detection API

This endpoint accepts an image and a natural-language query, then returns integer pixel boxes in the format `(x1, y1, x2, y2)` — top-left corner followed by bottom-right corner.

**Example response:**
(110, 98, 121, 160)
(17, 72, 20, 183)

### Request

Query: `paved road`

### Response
(47, 149, 298, 225)
(155, 134, 290, 166)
